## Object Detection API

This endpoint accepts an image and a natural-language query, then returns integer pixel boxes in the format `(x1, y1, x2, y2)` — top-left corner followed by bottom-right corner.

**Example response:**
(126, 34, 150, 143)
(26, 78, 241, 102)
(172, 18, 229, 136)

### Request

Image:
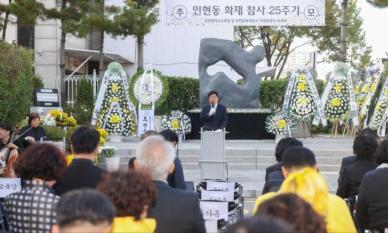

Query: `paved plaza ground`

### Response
(111, 135, 354, 215)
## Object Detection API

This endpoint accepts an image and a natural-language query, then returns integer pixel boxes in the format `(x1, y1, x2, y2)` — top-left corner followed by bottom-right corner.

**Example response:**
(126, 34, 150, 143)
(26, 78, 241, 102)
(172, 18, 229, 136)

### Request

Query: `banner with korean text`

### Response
(165, 0, 325, 27)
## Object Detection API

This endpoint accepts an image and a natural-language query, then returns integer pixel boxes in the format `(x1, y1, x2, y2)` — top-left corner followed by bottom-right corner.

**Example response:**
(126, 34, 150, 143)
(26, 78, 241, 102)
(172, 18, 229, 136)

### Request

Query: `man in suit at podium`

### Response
(200, 90, 228, 130)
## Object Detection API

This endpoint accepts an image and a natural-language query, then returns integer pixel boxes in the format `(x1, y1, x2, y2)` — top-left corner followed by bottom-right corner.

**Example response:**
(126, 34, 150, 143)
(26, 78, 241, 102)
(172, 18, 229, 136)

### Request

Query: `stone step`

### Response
(181, 163, 341, 172)
(116, 148, 352, 158)
(178, 155, 343, 165)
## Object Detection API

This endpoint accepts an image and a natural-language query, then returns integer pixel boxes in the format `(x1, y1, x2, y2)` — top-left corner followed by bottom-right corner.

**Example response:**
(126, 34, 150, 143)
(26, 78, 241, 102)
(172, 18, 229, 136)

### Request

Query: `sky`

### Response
(358, 0, 388, 59)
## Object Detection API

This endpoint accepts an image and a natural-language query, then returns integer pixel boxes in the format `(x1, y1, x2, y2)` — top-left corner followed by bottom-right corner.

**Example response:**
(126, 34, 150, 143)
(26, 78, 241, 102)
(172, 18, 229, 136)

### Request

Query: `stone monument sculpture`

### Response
(199, 38, 265, 108)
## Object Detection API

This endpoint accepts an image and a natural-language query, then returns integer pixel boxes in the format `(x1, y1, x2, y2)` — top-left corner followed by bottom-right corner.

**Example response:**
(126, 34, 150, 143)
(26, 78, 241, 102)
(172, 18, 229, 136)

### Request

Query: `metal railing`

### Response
(64, 70, 100, 107)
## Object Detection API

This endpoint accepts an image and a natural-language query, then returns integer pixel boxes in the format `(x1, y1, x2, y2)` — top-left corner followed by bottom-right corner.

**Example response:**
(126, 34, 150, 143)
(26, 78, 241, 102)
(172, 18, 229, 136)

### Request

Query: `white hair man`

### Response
(135, 136, 205, 233)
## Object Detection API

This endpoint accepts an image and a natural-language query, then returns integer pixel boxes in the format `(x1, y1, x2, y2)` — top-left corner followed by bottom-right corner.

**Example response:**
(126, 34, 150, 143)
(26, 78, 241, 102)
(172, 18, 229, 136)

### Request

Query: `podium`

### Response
(199, 129, 228, 180)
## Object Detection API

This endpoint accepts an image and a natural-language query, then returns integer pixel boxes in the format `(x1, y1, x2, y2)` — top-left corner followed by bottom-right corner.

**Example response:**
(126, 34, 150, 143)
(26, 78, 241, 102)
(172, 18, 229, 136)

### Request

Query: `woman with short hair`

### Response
(5, 143, 67, 232)
(18, 112, 46, 148)
(98, 170, 156, 233)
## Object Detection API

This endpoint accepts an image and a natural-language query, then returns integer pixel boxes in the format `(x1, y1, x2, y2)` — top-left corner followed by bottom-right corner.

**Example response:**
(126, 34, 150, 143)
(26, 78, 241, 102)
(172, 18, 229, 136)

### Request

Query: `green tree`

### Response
(45, 0, 90, 104)
(367, 0, 388, 8)
(0, 0, 12, 41)
(0, 42, 35, 125)
(235, 26, 309, 79)
(235, 0, 373, 77)
(308, 0, 373, 69)
(113, 0, 159, 71)
(85, 0, 118, 75)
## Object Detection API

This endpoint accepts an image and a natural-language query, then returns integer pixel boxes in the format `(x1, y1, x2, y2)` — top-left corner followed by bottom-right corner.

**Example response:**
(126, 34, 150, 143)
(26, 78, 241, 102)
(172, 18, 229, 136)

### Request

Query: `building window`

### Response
(17, 23, 34, 49)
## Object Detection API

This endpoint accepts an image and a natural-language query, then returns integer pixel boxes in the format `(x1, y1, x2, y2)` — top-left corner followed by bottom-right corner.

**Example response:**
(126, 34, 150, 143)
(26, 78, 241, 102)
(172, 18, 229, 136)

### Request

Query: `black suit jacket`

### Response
(53, 159, 105, 196)
(356, 167, 388, 231)
(262, 170, 284, 194)
(336, 159, 377, 198)
(129, 157, 187, 190)
(200, 104, 228, 130)
(265, 163, 282, 180)
(148, 181, 206, 233)
(341, 155, 356, 169)
(167, 158, 186, 190)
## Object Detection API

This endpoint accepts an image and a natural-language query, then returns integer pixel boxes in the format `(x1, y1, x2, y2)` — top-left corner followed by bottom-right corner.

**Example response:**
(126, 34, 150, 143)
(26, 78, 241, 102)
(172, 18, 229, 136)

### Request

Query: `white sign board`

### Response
(137, 109, 155, 136)
(200, 201, 229, 220)
(165, 0, 325, 26)
(0, 178, 22, 198)
(206, 181, 235, 191)
(201, 190, 234, 202)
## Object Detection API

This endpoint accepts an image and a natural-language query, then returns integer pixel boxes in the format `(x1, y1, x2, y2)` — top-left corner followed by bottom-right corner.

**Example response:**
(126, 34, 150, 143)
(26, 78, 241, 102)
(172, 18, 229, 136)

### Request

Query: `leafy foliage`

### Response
(74, 79, 94, 125)
(367, 0, 388, 8)
(128, 70, 169, 109)
(113, 0, 159, 70)
(0, 42, 34, 125)
(156, 75, 200, 115)
(259, 79, 325, 110)
(235, 0, 373, 76)
(308, 0, 373, 69)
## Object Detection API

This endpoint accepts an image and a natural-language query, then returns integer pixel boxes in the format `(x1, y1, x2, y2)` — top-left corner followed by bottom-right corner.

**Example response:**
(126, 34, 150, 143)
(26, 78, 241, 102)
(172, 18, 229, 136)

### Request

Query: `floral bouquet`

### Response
(160, 110, 191, 135)
(41, 114, 56, 127)
(97, 145, 117, 164)
(42, 109, 77, 128)
(97, 128, 109, 146)
(265, 112, 296, 135)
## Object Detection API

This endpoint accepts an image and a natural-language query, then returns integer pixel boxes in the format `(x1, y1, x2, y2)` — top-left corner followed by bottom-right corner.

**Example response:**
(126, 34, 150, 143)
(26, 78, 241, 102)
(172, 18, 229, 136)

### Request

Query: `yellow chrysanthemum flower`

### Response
(355, 85, 361, 94)
(109, 97, 120, 103)
(334, 84, 343, 93)
(299, 74, 306, 82)
(370, 84, 376, 93)
(297, 83, 306, 92)
(330, 98, 341, 107)
(297, 96, 309, 106)
(112, 83, 120, 93)
(362, 85, 369, 94)
(110, 115, 121, 124)
(384, 88, 388, 96)
(277, 119, 287, 129)
(171, 119, 180, 129)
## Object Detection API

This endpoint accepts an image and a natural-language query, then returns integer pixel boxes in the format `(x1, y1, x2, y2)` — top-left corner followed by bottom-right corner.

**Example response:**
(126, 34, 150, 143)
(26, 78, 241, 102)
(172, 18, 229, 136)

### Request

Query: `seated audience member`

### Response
(256, 193, 327, 233)
(337, 135, 378, 198)
(18, 113, 46, 149)
(53, 189, 115, 233)
(98, 170, 156, 233)
(159, 129, 186, 190)
(262, 137, 303, 194)
(0, 123, 20, 177)
(5, 144, 67, 232)
(253, 147, 356, 233)
(340, 128, 379, 169)
(375, 139, 388, 167)
(356, 140, 388, 232)
(135, 135, 206, 233)
(53, 127, 104, 195)
(225, 215, 294, 233)
(128, 130, 158, 169)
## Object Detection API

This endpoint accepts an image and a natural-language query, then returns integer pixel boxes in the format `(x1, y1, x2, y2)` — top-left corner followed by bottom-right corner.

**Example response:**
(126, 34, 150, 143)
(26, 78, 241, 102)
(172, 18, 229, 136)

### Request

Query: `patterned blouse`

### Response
(5, 180, 59, 233)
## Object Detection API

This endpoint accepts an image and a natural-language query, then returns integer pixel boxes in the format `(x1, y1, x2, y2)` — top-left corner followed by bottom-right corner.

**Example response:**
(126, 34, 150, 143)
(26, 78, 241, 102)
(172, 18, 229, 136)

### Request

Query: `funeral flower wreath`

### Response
(265, 112, 296, 135)
(160, 110, 191, 134)
(288, 73, 318, 120)
(324, 79, 350, 121)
